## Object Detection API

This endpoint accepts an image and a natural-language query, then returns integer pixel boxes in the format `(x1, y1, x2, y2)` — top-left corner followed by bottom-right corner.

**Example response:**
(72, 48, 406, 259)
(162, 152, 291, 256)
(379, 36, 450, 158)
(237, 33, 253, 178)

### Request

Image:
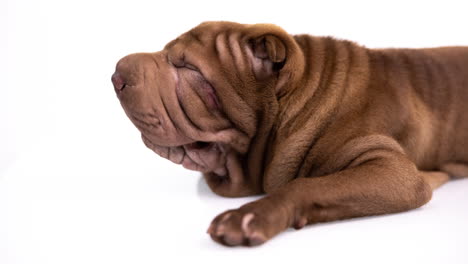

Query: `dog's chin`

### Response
(142, 134, 228, 176)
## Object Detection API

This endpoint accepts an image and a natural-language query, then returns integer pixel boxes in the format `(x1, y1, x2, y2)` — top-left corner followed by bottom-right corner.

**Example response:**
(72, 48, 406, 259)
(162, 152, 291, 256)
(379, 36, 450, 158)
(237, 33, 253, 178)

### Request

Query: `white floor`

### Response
(1, 132, 468, 264)
(2, 0, 468, 263)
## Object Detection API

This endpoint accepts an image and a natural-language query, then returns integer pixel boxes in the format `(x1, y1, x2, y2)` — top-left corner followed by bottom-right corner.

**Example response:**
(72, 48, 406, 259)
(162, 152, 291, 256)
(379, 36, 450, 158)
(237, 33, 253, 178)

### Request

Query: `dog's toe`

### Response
(207, 210, 268, 247)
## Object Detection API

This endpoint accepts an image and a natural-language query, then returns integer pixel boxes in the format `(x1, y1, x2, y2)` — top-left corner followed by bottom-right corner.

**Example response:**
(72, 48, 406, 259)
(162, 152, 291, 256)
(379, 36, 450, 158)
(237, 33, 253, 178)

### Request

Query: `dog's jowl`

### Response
(112, 21, 468, 247)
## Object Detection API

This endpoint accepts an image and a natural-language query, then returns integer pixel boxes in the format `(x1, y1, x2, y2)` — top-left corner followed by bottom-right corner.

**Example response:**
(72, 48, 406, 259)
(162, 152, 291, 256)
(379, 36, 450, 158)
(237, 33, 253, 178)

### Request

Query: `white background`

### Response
(1, 0, 468, 263)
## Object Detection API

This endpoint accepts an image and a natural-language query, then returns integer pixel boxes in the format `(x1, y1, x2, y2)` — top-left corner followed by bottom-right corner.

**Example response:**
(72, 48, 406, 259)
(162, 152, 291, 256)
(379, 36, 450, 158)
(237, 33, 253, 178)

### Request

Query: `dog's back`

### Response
(367, 47, 468, 174)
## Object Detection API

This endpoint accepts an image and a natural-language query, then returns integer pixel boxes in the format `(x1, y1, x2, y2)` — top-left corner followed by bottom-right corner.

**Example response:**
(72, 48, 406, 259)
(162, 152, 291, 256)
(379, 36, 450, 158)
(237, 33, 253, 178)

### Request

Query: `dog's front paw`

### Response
(207, 208, 269, 247)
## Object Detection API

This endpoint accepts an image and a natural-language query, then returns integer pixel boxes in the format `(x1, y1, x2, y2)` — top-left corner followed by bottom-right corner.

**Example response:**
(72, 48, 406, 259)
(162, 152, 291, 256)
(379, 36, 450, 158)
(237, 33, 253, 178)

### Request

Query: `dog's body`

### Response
(112, 22, 468, 246)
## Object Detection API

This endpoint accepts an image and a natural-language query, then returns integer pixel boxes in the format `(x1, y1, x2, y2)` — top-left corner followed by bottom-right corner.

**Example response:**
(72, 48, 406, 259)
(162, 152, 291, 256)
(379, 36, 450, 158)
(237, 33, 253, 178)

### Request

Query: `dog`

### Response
(111, 21, 468, 246)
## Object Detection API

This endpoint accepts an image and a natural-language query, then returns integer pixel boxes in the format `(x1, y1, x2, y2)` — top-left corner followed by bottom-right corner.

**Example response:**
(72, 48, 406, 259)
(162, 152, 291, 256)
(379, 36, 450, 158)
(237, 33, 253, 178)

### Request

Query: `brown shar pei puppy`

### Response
(112, 21, 468, 247)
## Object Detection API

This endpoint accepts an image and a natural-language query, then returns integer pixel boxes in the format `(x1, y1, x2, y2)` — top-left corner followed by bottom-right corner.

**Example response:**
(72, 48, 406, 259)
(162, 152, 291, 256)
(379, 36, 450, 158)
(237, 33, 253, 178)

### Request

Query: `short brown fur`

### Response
(112, 22, 468, 247)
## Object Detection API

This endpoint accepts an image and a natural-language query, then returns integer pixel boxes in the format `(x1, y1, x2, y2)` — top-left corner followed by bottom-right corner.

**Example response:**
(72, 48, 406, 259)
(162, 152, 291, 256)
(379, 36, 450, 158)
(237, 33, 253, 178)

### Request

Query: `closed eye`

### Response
(184, 63, 199, 72)
(168, 53, 199, 72)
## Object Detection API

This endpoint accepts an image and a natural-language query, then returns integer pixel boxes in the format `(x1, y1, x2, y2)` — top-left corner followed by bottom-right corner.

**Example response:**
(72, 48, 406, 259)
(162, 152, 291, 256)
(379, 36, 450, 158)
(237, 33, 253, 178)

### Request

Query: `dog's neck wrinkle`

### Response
(276, 36, 348, 136)
(262, 36, 371, 192)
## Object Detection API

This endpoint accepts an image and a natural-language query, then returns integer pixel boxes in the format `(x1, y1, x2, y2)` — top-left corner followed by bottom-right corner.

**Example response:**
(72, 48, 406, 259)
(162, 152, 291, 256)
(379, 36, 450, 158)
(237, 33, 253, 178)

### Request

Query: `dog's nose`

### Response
(111, 71, 127, 92)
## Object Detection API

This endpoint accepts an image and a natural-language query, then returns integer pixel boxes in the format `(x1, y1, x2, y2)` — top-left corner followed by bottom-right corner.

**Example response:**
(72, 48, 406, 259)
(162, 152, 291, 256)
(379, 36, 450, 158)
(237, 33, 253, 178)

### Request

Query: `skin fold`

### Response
(112, 21, 468, 247)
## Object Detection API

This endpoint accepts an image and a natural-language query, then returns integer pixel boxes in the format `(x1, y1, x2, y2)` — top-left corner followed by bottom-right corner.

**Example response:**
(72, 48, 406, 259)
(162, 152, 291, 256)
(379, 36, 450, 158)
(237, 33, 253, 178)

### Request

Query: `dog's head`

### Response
(111, 21, 304, 196)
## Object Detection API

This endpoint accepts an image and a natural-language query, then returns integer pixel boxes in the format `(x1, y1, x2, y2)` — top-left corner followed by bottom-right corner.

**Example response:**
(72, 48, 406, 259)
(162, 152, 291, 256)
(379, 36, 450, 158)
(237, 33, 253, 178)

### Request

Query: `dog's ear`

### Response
(249, 35, 286, 79)
(252, 35, 286, 63)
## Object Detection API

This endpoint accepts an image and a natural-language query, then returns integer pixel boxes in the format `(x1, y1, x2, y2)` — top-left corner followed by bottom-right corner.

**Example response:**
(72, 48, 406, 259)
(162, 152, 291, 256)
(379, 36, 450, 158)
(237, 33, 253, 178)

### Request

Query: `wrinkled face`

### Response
(111, 22, 291, 196)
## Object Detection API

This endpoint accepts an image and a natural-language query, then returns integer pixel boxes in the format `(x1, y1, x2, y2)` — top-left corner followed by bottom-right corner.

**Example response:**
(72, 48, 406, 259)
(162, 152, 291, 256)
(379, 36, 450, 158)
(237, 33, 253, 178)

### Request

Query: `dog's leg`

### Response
(440, 162, 468, 179)
(208, 150, 435, 246)
(419, 171, 450, 190)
